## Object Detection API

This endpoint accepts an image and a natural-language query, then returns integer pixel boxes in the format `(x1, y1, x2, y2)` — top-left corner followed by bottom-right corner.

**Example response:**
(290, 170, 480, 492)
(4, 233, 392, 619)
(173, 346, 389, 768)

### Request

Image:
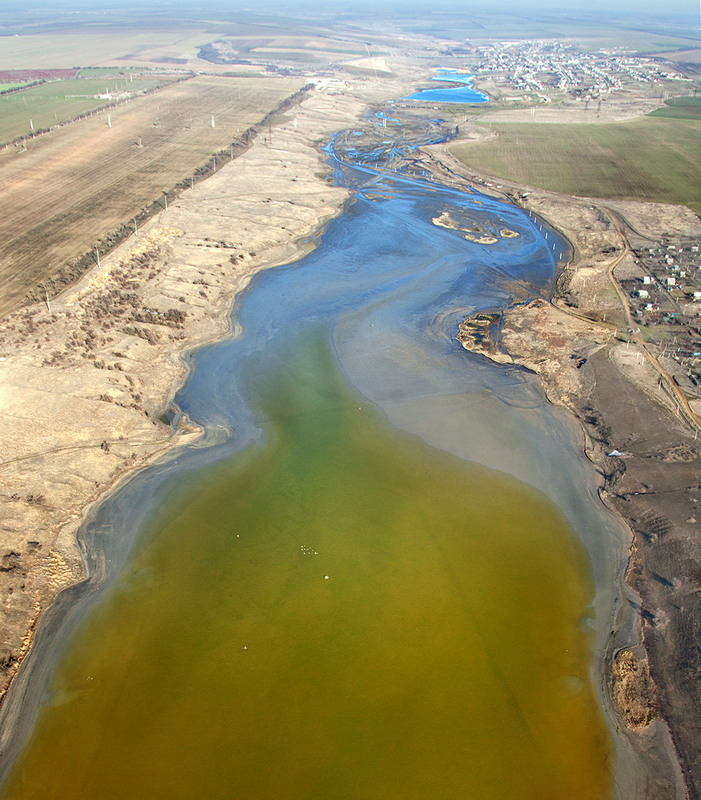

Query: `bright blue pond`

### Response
(404, 69, 489, 104)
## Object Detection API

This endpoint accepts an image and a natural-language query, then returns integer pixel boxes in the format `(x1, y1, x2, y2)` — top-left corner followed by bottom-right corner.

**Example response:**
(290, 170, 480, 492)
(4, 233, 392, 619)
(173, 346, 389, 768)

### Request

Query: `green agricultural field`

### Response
(649, 95, 701, 120)
(0, 76, 176, 143)
(451, 117, 701, 214)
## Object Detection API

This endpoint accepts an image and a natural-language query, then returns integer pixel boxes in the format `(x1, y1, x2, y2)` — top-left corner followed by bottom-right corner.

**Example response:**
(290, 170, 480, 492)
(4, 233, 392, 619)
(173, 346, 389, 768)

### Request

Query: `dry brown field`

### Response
(0, 75, 176, 145)
(0, 74, 302, 316)
(652, 48, 701, 63)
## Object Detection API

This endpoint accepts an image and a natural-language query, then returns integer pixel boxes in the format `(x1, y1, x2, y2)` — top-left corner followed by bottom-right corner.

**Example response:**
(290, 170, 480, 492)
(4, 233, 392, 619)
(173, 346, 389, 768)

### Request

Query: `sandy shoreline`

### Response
(0, 84, 364, 737)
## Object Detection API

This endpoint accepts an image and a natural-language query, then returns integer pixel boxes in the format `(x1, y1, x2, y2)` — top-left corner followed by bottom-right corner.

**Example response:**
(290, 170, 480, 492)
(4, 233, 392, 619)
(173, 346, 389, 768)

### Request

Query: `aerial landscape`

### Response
(0, 0, 699, 797)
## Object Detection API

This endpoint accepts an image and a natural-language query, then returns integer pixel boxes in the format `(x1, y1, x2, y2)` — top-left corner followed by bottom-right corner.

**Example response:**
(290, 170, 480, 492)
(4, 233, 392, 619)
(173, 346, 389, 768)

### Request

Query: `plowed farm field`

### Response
(0, 74, 302, 316)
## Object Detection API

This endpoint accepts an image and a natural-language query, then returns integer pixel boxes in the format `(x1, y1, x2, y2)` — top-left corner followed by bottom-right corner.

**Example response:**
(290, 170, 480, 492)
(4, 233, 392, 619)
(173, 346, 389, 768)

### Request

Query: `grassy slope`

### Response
(649, 95, 701, 120)
(450, 117, 701, 214)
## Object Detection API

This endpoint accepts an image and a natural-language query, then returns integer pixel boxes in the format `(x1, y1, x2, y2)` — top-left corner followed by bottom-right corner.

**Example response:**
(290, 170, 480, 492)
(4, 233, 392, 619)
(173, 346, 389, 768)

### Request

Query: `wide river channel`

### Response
(0, 116, 635, 798)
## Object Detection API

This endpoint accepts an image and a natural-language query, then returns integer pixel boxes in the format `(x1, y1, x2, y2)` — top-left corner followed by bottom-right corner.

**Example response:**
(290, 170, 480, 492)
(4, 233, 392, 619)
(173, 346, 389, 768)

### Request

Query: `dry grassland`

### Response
(0, 21, 369, 71)
(0, 84, 365, 708)
(0, 75, 302, 317)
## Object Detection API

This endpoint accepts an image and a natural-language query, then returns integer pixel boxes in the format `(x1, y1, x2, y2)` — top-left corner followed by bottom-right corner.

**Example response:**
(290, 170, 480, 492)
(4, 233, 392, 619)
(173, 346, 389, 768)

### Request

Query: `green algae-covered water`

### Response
(1, 334, 611, 799)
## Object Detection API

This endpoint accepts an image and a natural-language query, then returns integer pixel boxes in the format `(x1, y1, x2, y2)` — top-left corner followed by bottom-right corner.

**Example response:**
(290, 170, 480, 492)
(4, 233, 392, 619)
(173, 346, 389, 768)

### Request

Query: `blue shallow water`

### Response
(178, 140, 559, 455)
(172, 136, 611, 578)
(404, 69, 489, 104)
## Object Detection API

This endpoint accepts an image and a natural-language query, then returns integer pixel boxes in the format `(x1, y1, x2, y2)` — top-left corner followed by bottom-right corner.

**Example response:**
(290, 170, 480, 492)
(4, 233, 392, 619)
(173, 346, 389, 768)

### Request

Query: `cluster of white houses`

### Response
(623, 239, 701, 388)
(631, 242, 701, 310)
(465, 39, 687, 100)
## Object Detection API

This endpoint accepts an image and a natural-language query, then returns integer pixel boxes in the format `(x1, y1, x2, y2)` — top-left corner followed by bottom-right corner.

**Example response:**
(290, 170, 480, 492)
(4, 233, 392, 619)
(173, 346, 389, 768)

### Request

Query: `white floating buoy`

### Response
(324, 575, 329, 580)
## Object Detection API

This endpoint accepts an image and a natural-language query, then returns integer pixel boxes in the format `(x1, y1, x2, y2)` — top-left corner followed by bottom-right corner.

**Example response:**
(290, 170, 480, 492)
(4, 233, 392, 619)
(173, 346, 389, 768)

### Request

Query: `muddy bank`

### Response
(432, 144, 700, 798)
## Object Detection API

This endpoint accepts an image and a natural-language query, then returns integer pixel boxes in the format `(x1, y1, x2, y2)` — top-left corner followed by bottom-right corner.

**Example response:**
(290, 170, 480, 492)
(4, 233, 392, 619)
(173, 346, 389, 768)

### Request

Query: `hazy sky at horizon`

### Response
(0, 0, 697, 23)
